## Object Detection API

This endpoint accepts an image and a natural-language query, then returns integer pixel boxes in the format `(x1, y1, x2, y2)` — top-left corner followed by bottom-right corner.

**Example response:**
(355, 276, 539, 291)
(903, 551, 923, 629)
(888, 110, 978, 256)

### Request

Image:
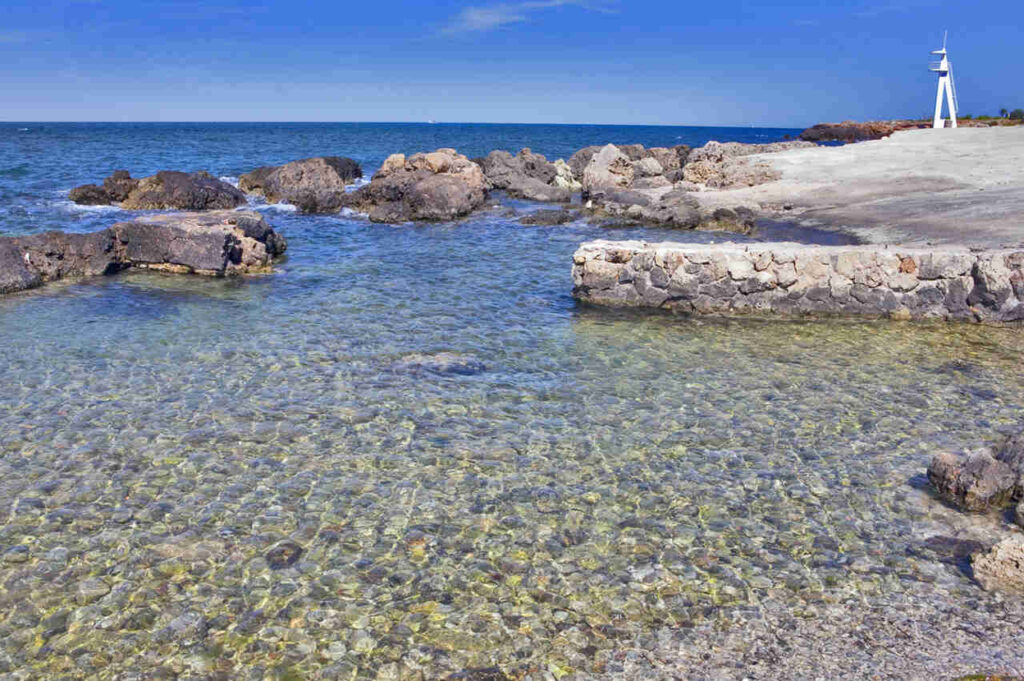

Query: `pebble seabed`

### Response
(2, 209, 1024, 680)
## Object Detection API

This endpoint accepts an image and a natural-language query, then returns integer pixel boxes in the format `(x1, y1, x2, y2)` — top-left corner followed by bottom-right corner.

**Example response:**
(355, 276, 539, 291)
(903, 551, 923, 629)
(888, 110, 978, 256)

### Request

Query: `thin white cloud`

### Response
(442, 0, 612, 35)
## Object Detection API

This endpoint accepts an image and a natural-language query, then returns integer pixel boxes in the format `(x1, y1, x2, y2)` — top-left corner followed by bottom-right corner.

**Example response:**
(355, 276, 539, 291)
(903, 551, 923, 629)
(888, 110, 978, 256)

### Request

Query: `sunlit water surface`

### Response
(0, 124, 1022, 679)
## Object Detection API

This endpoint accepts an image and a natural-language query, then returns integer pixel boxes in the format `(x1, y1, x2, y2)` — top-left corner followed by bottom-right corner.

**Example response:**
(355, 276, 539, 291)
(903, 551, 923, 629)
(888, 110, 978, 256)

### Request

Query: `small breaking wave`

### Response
(219, 176, 240, 188)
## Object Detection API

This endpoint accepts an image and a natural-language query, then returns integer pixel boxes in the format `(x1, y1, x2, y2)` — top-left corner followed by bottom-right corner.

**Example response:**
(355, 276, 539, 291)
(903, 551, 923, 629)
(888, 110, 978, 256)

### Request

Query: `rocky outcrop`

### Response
(476, 149, 571, 202)
(240, 157, 363, 213)
(520, 209, 578, 226)
(341, 149, 488, 223)
(0, 211, 286, 296)
(571, 242, 1024, 322)
(682, 140, 814, 189)
(972, 536, 1024, 593)
(582, 145, 634, 194)
(929, 430, 1024, 512)
(800, 118, 1024, 143)
(69, 170, 246, 210)
(928, 449, 1020, 512)
(584, 188, 708, 231)
(800, 120, 929, 143)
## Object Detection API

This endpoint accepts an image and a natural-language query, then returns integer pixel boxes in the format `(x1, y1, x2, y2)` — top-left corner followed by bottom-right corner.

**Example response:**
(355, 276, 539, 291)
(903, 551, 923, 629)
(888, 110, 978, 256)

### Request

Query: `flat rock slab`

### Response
(572, 241, 1024, 323)
(0, 211, 286, 296)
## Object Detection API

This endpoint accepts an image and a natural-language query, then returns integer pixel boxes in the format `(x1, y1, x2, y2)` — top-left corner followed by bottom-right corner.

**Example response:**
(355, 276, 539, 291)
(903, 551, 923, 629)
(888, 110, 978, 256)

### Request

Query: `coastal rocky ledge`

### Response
(239, 156, 363, 213)
(0, 211, 286, 295)
(572, 241, 1024, 323)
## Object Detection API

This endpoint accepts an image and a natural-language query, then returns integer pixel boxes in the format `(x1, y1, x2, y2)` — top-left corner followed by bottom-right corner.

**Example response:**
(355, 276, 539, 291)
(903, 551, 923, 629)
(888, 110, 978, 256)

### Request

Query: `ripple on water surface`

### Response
(1, 191, 1024, 677)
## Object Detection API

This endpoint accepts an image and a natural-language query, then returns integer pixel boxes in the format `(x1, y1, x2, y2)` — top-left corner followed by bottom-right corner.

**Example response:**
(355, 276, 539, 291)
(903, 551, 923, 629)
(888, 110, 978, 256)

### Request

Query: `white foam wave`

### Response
(18, 128, 28, 132)
(249, 202, 297, 213)
(57, 200, 123, 214)
(219, 176, 240, 188)
(346, 176, 371, 191)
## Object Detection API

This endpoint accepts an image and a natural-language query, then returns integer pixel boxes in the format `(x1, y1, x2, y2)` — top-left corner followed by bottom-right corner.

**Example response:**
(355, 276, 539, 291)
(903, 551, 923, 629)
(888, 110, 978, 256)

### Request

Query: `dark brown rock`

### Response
(342, 149, 488, 223)
(102, 170, 139, 202)
(0, 211, 286, 296)
(927, 449, 1018, 512)
(68, 184, 113, 205)
(520, 209, 578, 226)
(258, 157, 363, 213)
(121, 171, 246, 210)
(476, 149, 569, 202)
(238, 166, 277, 195)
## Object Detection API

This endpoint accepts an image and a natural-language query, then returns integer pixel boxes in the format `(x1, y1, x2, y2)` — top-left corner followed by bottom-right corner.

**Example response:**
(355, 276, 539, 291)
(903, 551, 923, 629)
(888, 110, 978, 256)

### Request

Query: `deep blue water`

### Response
(1, 123, 1022, 679)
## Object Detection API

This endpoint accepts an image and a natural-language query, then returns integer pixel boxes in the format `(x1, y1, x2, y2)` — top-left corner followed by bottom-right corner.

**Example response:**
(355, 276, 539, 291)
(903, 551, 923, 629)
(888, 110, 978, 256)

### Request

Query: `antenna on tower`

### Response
(930, 32, 958, 129)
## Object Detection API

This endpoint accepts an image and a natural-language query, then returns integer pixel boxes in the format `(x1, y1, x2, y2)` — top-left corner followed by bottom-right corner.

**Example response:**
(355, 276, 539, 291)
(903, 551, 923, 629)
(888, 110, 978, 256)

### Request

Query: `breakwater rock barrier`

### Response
(572, 241, 1024, 323)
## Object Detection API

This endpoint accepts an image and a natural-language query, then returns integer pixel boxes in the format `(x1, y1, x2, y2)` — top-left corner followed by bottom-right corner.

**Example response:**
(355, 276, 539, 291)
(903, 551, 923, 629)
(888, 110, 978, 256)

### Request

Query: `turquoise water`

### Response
(0, 124, 1022, 679)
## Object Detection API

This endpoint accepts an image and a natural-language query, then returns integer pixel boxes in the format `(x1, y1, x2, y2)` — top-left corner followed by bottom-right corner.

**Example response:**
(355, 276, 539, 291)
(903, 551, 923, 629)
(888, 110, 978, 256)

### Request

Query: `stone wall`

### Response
(0, 211, 286, 296)
(572, 240, 1024, 323)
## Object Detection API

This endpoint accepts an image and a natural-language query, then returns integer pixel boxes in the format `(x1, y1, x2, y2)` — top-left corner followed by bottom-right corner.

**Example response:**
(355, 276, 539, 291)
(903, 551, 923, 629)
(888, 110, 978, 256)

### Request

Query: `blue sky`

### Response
(1, 0, 1020, 126)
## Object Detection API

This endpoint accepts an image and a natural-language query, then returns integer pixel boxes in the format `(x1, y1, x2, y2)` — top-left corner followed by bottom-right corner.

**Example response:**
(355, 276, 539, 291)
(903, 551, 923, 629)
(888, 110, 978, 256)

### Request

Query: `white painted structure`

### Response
(930, 33, 959, 129)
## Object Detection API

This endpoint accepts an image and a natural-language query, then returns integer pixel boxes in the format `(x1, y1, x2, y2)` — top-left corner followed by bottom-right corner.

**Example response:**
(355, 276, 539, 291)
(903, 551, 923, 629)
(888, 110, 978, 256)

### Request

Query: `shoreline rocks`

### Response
(475, 148, 572, 203)
(341, 148, 488, 223)
(800, 118, 1024, 143)
(239, 157, 363, 213)
(0, 211, 286, 296)
(572, 241, 1024, 323)
(70, 171, 246, 210)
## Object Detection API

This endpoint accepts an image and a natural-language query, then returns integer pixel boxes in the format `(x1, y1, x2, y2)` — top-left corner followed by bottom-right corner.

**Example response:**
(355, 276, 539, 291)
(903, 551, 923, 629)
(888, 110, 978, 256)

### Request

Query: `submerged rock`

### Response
(0, 210, 287, 296)
(241, 156, 363, 213)
(265, 540, 303, 570)
(520, 209, 578, 226)
(972, 535, 1024, 593)
(390, 352, 486, 376)
(342, 149, 488, 223)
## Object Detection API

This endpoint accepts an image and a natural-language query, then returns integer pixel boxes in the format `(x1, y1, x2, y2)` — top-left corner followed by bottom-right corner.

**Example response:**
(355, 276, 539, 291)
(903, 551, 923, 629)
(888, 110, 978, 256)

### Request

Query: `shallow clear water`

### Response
(0, 124, 1022, 679)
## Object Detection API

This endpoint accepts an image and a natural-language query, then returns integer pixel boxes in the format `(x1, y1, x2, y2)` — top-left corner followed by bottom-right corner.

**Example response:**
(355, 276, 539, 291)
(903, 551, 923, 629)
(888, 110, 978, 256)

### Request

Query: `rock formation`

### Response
(972, 536, 1024, 593)
(239, 157, 363, 213)
(69, 171, 247, 210)
(341, 149, 488, 223)
(929, 430, 1024, 512)
(682, 140, 814, 189)
(475, 149, 572, 203)
(0, 211, 286, 296)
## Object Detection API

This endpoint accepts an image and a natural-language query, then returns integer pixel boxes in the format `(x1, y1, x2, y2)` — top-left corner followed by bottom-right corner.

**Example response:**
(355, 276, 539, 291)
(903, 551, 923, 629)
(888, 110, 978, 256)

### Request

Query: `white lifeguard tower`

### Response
(930, 32, 959, 129)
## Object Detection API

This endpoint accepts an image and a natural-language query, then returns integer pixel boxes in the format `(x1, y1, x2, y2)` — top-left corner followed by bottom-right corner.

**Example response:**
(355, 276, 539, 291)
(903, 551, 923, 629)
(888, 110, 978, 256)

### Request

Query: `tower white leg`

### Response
(934, 76, 946, 129)
(945, 77, 957, 128)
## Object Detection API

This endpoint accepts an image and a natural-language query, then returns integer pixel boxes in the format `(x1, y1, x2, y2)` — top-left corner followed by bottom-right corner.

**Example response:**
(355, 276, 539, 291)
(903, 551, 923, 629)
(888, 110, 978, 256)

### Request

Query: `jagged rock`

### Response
(799, 120, 929, 143)
(586, 187, 702, 230)
(520, 209, 578, 226)
(928, 449, 1019, 512)
(972, 535, 1024, 593)
(238, 166, 277, 194)
(103, 170, 139, 202)
(68, 184, 112, 205)
(0, 211, 287, 296)
(476, 149, 570, 202)
(119, 171, 246, 210)
(342, 149, 488, 223)
(568, 146, 602, 179)
(683, 140, 814, 189)
(247, 157, 363, 213)
(632, 157, 664, 178)
(582, 145, 635, 195)
(552, 159, 582, 191)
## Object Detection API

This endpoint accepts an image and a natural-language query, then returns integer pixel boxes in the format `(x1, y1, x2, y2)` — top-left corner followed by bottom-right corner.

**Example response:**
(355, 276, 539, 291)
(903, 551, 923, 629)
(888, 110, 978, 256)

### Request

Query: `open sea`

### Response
(0, 123, 1022, 679)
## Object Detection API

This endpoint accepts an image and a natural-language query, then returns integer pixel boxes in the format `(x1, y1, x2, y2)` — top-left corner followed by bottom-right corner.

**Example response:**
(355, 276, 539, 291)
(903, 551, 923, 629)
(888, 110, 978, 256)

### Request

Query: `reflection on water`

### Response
(1, 213, 1023, 678)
